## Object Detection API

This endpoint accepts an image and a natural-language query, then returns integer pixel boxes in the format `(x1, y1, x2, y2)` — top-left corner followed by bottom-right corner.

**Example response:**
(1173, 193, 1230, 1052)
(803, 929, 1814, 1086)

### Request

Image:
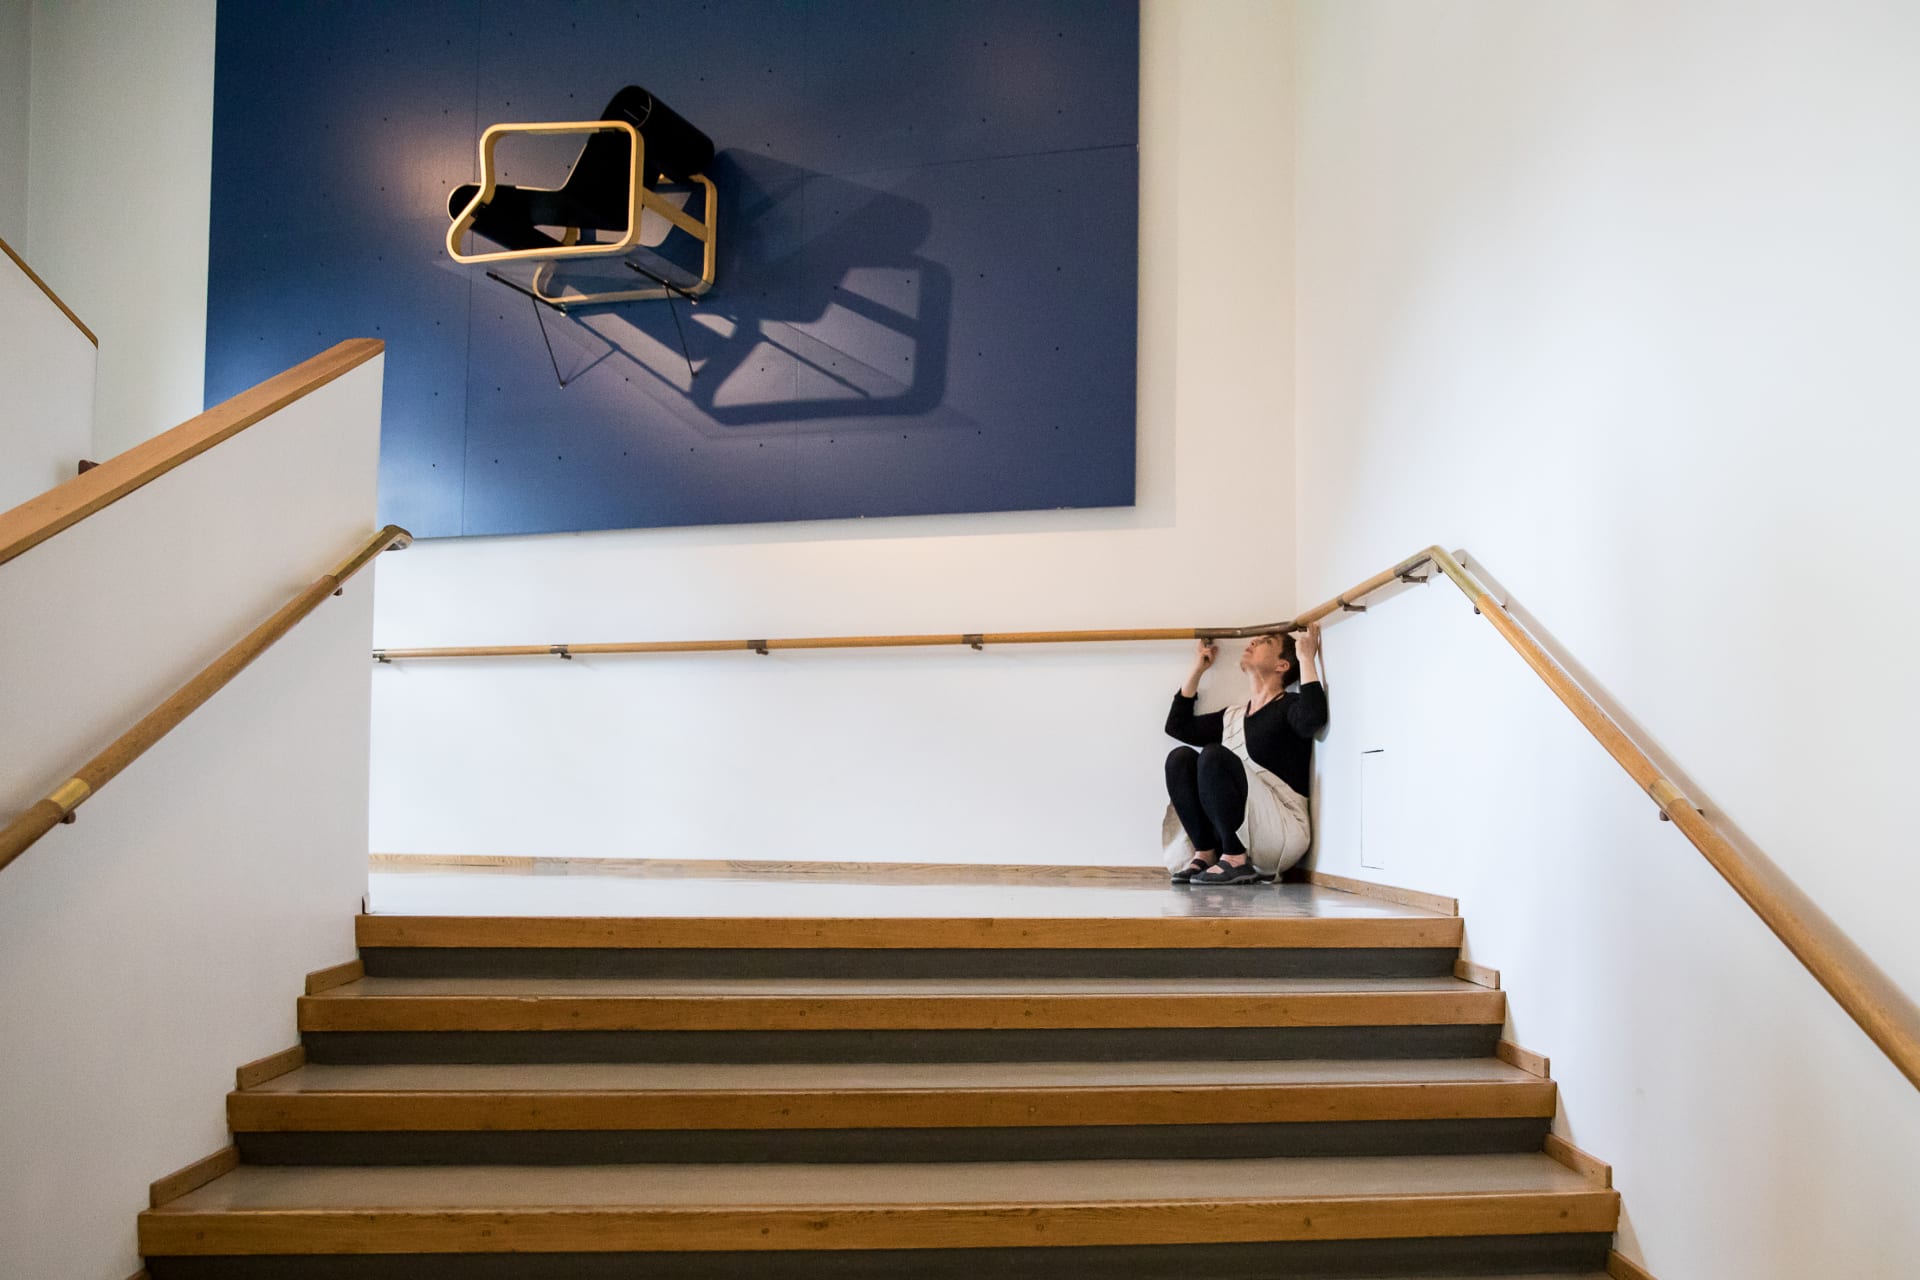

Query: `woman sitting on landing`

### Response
(1163, 623, 1326, 885)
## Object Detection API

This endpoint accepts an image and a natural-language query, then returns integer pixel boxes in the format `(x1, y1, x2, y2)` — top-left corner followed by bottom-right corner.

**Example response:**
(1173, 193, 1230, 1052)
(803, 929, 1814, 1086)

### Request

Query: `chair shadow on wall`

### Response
(525, 150, 961, 441)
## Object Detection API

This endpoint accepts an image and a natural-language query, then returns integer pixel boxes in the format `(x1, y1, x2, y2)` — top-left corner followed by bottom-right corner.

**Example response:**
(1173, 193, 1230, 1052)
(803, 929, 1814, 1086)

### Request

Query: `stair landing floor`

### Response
(365, 870, 1446, 921)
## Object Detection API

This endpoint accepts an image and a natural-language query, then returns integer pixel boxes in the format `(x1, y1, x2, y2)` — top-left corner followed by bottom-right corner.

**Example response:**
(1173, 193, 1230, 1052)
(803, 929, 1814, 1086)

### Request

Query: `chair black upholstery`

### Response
(449, 85, 715, 252)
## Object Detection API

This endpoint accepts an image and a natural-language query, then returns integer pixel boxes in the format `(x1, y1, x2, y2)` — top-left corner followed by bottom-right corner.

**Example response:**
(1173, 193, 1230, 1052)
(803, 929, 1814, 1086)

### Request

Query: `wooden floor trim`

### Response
(297, 989, 1507, 1034)
(1496, 1040, 1551, 1078)
(1543, 1133, 1612, 1188)
(1608, 1248, 1660, 1280)
(354, 914, 1464, 952)
(148, 1145, 240, 1209)
(138, 1189, 1620, 1255)
(228, 1079, 1559, 1133)
(304, 958, 365, 995)
(234, 1044, 306, 1091)
(372, 853, 1166, 885)
(1297, 870, 1458, 917)
(1452, 957, 1500, 989)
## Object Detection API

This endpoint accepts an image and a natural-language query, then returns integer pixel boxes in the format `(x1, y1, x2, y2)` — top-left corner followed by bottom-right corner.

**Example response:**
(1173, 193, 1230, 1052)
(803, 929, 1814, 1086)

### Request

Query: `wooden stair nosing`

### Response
(139, 1188, 1620, 1256)
(227, 1077, 1558, 1133)
(354, 914, 1464, 951)
(296, 989, 1507, 1033)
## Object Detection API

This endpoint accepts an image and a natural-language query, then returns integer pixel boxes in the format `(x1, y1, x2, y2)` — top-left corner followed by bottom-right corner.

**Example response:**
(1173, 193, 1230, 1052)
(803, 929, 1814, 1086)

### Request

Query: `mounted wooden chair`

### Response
(446, 84, 717, 307)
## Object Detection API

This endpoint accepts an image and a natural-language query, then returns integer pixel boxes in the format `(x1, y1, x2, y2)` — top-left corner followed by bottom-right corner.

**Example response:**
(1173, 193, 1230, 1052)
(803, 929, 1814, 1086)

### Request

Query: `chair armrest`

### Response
(446, 119, 645, 265)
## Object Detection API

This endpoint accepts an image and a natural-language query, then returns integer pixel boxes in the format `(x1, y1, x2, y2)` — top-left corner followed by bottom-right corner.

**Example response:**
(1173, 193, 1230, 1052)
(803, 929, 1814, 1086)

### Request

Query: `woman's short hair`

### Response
(1257, 631, 1300, 684)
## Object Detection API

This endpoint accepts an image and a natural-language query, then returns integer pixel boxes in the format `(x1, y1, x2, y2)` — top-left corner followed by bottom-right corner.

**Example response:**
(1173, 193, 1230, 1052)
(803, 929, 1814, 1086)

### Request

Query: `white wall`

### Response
(0, 245, 96, 509)
(369, 0, 1298, 866)
(0, 359, 384, 1278)
(1292, 3, 1920, 1276)
(24, 0, 215, 458)
(0, 0, 28, 245)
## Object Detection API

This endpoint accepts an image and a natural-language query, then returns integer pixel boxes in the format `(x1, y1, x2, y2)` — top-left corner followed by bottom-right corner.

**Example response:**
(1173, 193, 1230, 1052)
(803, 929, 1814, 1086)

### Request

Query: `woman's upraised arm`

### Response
(1285, 681, 1328, 737)
(1168, 639, 1225, 744)
(1287, 623, 1328, 737)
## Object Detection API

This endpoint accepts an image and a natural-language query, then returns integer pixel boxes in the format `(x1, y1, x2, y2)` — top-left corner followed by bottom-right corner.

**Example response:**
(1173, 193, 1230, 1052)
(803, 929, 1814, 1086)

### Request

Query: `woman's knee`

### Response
(1196, 743, 1240, 776)
(1165, 746, 1200, 781)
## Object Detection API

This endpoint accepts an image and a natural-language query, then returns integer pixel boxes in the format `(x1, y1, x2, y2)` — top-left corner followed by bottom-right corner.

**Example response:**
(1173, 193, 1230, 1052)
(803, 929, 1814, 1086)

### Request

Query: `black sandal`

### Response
(1192, 858, 1262, 886)
(1170, 857, 1213, 885)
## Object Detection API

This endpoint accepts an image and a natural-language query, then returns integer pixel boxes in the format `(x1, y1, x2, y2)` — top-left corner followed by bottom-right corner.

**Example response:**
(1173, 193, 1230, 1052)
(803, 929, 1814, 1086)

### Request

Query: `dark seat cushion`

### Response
(451, 85, 714, 249)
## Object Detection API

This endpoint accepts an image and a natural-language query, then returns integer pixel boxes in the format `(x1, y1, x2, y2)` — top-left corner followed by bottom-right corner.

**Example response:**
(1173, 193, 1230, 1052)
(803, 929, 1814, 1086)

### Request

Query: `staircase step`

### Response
(358, 912, 1463, 950)
(300, 975, 1502, 1031)
(298, 975, 1504, 1064)
(236, 1056, 1553, 1117)
(145, 1255, 1618, 1280)
(138, 1153, 1617, 1267)
(145, 1254, 1618, 1279)
(357, 911, 1463, 980)
(228, 1057, 1554, 1164)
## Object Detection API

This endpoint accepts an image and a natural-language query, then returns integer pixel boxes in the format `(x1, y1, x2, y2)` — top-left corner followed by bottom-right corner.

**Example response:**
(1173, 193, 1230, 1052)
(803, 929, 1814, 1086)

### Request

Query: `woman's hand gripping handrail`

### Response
(366, 541, 1920, 1091)
(0, 525, 413, 875)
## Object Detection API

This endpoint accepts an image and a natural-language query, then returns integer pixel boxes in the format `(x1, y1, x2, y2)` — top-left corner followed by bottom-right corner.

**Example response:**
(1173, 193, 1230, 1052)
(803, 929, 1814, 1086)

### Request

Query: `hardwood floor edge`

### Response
(1298, 870, 1459, 917)
(1608, 1247, 1660, 1280)
(234, 1044, 306, 1091)
(370, 854, 1167, 885)
(304, 958, 365, 996)
(1495, 1040, 1551, 1078)
(148, 1145, 239, 1209)
(1543, 1133, 1612, 1188)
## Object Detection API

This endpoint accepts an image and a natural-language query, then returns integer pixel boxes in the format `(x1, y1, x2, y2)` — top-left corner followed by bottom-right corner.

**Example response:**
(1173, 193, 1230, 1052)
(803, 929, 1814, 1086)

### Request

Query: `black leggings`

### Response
(1165, 745, 1249, 858)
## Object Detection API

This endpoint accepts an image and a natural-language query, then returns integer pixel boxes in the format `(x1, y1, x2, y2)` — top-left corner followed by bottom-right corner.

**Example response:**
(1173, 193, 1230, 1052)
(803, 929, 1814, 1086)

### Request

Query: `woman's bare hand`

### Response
(1181, 639, 1217, 696)
(1297, 622, 1321, 662)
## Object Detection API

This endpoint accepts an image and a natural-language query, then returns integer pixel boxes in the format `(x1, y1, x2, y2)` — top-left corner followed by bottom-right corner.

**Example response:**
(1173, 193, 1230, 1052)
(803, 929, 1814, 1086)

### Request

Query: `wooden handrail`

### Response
(0, 340, 384, 567)
(1426, 548, 1920, 1093)
(369, 552, 1440, 662)
(0, 233, 98, 346)
(371, 544, 1920, 1091)
(0, 525, 413, 874)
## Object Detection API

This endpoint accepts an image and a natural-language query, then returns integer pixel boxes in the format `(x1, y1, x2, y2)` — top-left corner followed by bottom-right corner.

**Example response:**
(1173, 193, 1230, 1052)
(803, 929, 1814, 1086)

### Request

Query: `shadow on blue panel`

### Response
(502, 151, 956, 436)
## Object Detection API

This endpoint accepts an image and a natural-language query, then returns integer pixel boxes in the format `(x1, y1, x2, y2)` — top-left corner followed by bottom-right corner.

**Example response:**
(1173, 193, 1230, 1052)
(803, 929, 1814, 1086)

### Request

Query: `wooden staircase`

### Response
(137, 889, 1624, 1277)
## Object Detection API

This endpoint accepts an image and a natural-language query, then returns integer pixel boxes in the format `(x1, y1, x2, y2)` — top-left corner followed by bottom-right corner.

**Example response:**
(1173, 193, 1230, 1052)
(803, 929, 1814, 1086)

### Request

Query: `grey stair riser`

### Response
(234, 1117, 1550, 1165)
(359, 946, 1461, 981)
(302, 1024, 1502, 1065)
(143, 1233, 1612, 1279)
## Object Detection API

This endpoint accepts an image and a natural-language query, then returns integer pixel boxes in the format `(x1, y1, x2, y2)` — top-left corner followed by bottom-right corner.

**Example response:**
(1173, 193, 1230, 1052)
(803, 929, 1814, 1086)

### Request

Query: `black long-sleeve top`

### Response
(1165, 682, 1329, 800)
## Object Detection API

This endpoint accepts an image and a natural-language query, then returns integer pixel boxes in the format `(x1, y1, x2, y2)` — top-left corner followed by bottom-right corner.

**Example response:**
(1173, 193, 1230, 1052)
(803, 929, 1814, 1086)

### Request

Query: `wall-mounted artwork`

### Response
(208, 2, 1139, 538)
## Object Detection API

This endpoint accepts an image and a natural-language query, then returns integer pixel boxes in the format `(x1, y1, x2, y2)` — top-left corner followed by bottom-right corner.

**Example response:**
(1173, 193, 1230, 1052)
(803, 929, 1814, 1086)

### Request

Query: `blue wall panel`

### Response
(209, 1, 1138, 537)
